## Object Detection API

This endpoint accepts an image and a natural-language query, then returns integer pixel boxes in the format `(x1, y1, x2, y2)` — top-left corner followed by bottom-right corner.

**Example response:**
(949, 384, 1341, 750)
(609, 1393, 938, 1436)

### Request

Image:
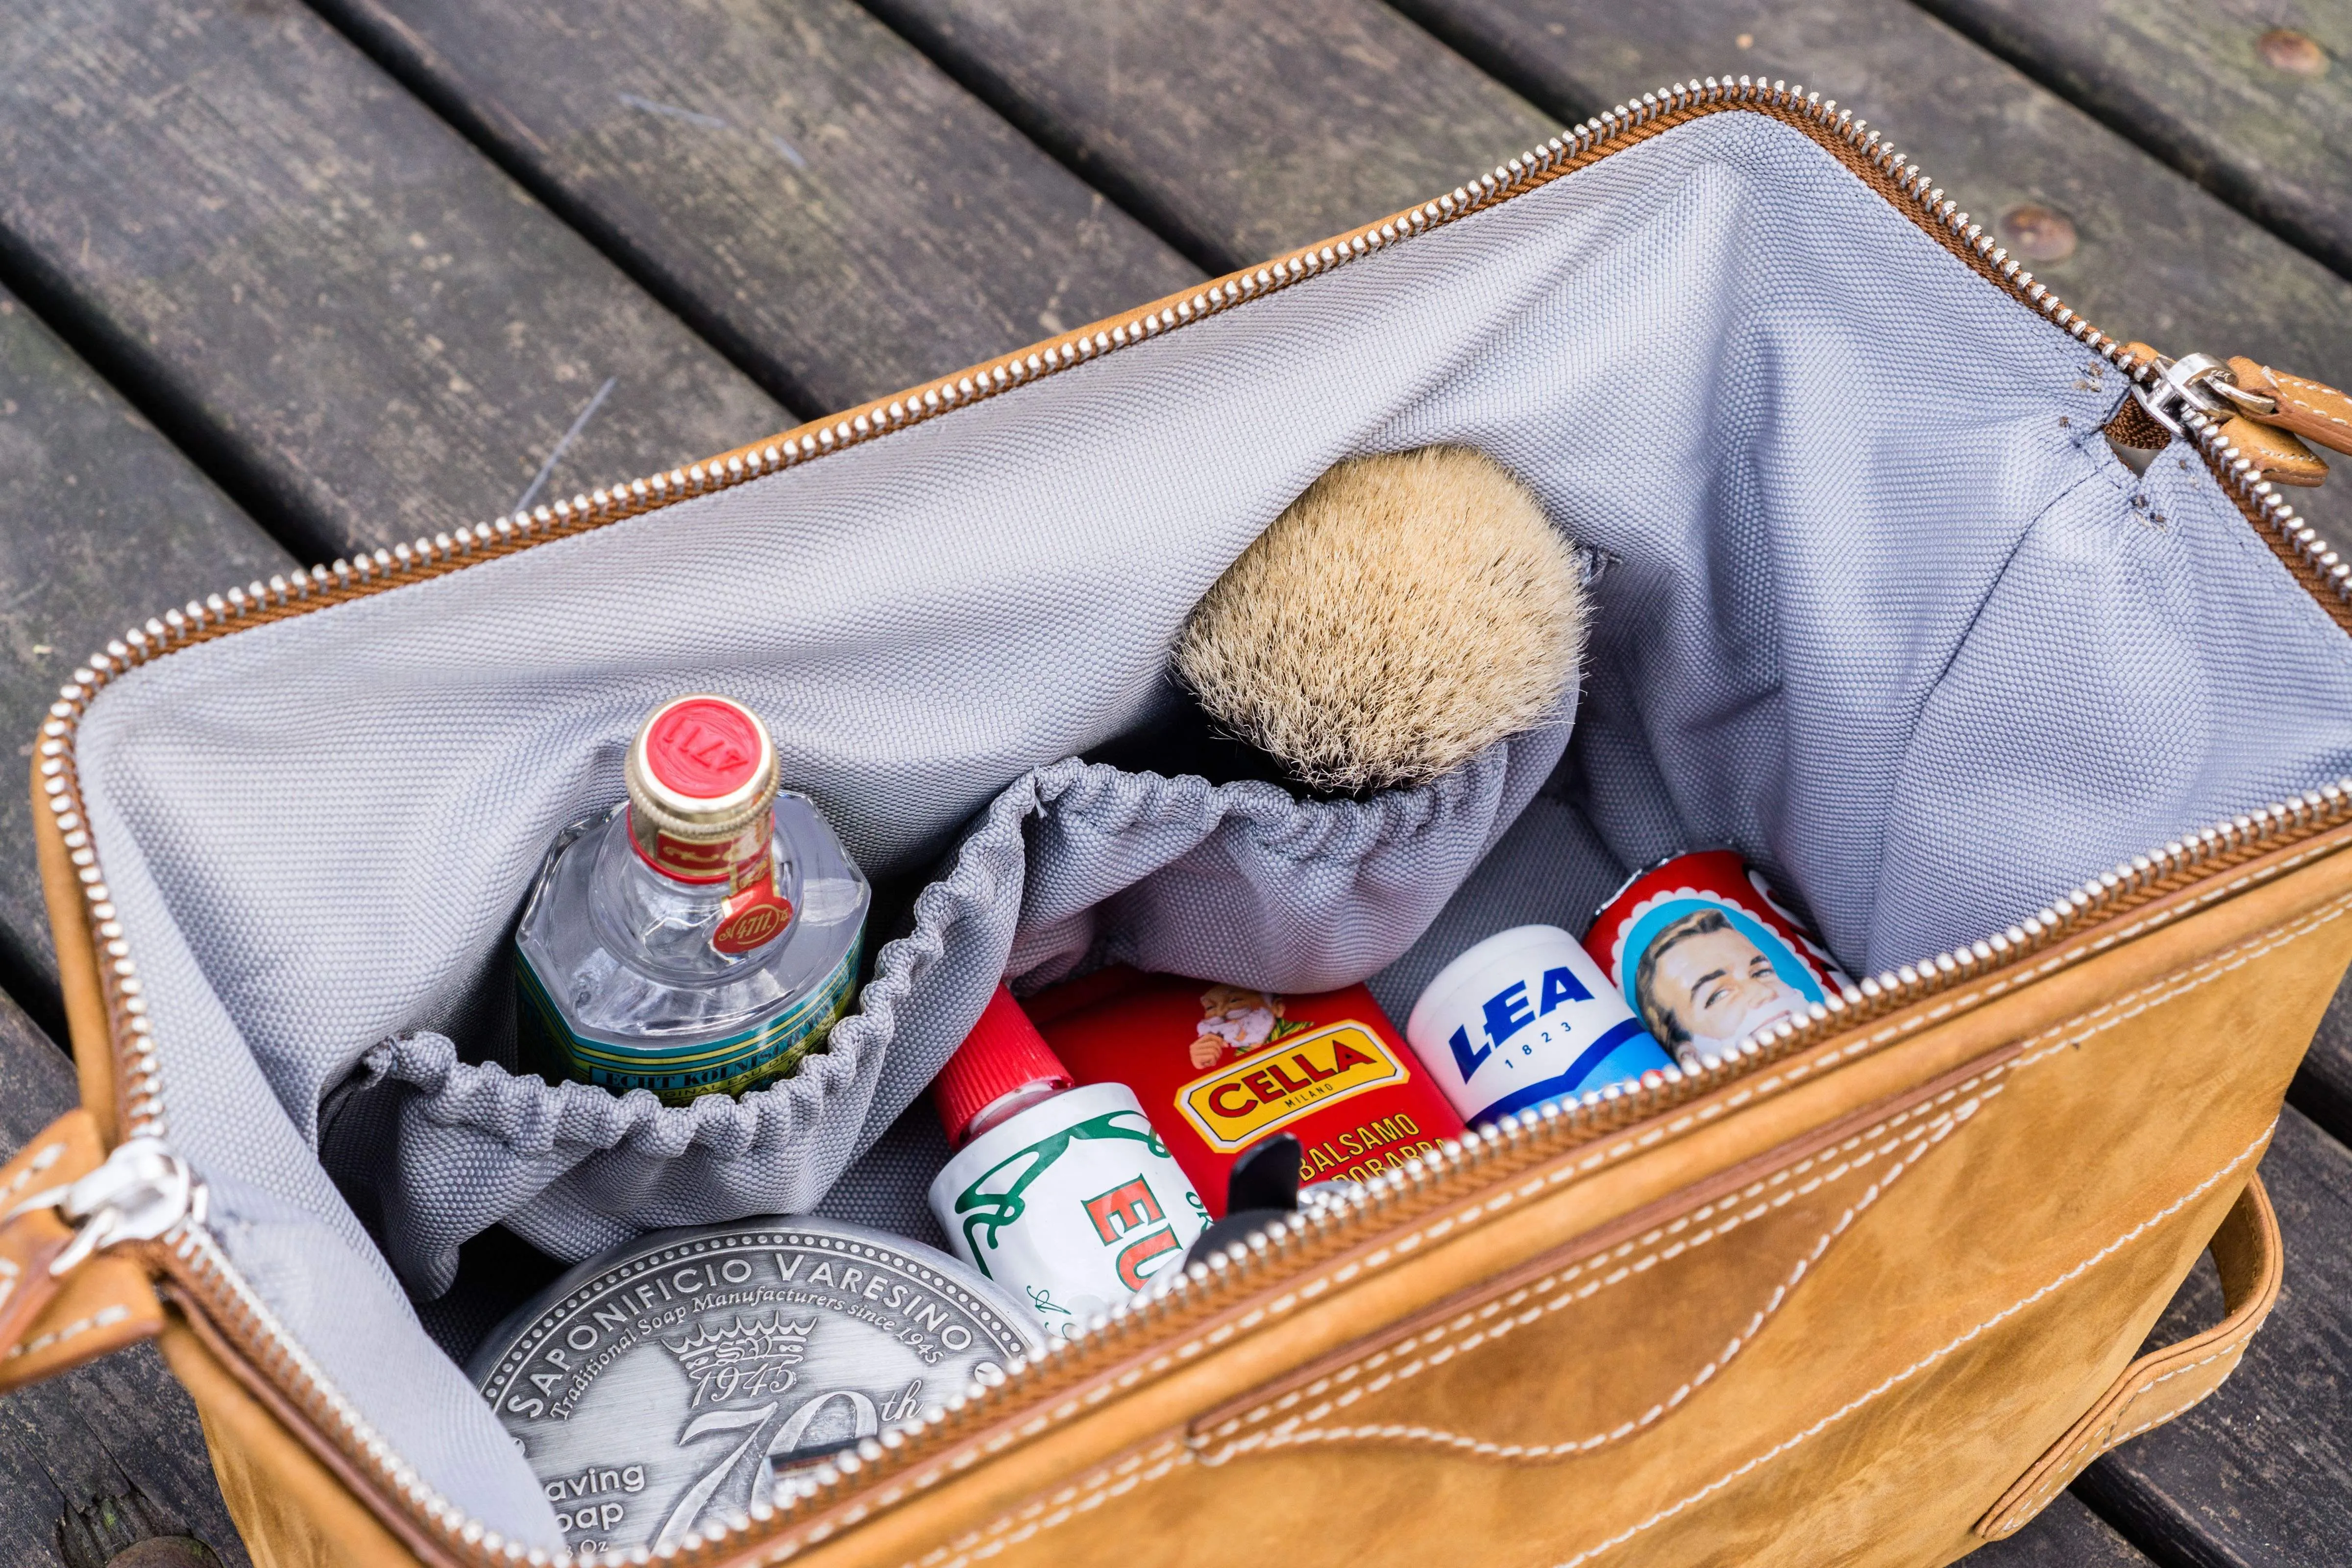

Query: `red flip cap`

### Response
(934, 985, 1072, 1148)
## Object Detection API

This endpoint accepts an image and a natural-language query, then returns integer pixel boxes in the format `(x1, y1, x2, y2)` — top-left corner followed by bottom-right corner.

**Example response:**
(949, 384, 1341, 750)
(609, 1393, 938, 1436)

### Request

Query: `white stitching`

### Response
(1788, 865, 2347, 1081)
(1988, 1353, 2246, 1535)
(2275, 372, 2352, 434)
(1996, 1338, 2252, 1527)
(868, 891, 2341, 1566)
(0, 1140, 70, 1329)
(1195, 891, 2346, 1465)
(2007, 897, 2349, 1076)
(2, 1301, 134, 1361)
(2105, 1378, 2232, 1446)
(1542, 902, 2339, 1556)
(1764, 847, 2346, 1082)
(1199, 1079, 2006, 1439)
(1078, 1043, 1938, 1378)
(877, 1125, 2270, 1568)
(0, 1140, 65, 1204)
(1542, 1124, 2272, 1568)
(1199, 1089, 1994, 1462)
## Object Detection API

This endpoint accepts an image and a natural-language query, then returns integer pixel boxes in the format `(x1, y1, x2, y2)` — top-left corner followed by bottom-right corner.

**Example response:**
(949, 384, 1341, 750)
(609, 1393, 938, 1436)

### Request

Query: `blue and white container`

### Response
(1404, 925, 1671, 1126)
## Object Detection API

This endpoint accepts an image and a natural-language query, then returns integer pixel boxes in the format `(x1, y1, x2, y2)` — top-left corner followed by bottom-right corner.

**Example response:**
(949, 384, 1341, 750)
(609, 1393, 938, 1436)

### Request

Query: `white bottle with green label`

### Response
(927, 987, 1209, 1341)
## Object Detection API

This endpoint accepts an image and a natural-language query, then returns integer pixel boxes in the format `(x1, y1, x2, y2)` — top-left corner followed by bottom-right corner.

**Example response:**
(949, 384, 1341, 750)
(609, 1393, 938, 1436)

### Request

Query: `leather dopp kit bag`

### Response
(13, 77, 2352, 1568)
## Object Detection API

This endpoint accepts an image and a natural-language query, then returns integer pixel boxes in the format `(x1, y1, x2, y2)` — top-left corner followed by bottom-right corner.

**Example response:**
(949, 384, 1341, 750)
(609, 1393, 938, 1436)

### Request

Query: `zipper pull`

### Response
(19, 1137, 204, 1273)
(2120, 344, 2351, 488)
(0, 1134, 201, 1354)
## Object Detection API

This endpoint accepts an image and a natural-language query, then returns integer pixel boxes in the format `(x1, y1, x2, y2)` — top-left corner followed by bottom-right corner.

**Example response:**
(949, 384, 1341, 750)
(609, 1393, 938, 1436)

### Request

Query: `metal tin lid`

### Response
(467, 1216, 1042, 1556)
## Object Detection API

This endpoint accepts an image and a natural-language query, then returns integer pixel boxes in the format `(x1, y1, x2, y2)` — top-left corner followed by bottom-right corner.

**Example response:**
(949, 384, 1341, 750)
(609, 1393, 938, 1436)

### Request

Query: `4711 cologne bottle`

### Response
(514, 694, 869, 1103)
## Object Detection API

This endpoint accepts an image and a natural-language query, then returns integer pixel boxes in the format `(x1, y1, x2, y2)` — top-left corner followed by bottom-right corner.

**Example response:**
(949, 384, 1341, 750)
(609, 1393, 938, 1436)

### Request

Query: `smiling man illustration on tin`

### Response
(1587, 850, 1852, 1069)
(1632, 906, 1812, 1059)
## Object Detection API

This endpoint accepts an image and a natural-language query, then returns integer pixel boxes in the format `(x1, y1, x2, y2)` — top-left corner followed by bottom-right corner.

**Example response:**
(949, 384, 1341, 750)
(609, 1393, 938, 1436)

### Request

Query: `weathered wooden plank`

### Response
(851, 0, 1558, 272)
(0, 988, 251, 1568)
(2075, 1108, 2352, 1565)
(1384, 0, 2352, 552)
(1914, 0, 2352, 286)
(1971, 1494, 2156, 1567)
(306, 0, 1200, 416)
(0, 286, 295, 1031)
(2288, 963, 2352, 1151)
(0, 0, 784, 565)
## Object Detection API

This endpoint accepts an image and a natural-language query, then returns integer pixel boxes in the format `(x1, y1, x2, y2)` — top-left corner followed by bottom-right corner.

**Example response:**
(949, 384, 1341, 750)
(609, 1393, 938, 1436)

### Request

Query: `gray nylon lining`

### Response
(67, 110, 2352, 1544)
(320, 732, 1560, 1293)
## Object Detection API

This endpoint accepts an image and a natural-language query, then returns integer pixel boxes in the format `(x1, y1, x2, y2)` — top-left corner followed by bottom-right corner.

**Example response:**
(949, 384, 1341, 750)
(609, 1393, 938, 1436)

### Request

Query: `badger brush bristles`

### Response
(1174, 446, 1588, 794)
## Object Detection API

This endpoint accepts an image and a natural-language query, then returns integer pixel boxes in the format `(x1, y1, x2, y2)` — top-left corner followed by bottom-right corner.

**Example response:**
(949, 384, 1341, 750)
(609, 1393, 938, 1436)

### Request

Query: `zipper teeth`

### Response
(25, 75, 2352, 1568)
(745, 785, 2352, 1542)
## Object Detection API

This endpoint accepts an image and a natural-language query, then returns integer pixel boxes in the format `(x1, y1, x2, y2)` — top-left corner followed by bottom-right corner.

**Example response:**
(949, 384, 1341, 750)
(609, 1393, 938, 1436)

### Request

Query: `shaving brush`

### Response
(1174, 446, 1589, 795)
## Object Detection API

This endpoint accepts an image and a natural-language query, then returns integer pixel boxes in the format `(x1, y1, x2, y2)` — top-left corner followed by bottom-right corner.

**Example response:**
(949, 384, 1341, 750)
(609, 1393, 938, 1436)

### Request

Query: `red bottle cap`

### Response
(640, 696, 772, 809)
(934, 985, 1073, 1148)
(624, 695, 782, 888)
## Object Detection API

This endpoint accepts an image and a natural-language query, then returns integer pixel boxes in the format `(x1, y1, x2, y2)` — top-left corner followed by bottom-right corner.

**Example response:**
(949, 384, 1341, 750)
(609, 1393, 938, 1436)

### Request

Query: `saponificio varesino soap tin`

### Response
(468, 1216, 1042, 1558)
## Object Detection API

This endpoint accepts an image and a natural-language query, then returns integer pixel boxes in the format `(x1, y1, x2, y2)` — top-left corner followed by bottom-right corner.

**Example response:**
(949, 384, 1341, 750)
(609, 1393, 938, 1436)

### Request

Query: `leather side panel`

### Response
(158, 1320, 420, 1568)
(770, 837, 2352, 1568)
(1190, 1063, 2001, 1465)
(1975, 1174, 2281, 1539)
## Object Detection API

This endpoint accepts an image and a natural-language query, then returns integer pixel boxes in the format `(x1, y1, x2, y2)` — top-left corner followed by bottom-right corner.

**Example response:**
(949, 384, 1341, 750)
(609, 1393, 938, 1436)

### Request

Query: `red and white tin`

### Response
(1584, 849, 1851, 1066)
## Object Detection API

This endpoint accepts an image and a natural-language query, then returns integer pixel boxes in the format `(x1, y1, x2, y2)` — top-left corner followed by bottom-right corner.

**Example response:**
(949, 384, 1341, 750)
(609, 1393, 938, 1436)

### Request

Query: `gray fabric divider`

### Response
(62, 108, 2352, 1545)
(812, 1098, 957, 1253)
(1365, 790, 1631, 1029)
(1009, 723, 1567, 988)
(312, 769, 1035, 1295)
(318, 739, 1549, 1293)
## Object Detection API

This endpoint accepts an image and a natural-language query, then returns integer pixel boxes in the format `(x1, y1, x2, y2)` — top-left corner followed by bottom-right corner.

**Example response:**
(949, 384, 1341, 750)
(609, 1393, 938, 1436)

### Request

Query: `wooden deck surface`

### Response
(2, 0, 2348, 1562)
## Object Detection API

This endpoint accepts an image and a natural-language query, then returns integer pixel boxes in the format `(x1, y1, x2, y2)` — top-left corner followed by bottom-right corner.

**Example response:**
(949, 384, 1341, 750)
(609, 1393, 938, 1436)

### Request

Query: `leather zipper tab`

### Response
(0, 1110, 174, 1391)
(2220, 415, 2329, 488)
(2122, 343, 2352, 487)
(0, 1118, 86, 1356)
(2222, 356, 2352, 459)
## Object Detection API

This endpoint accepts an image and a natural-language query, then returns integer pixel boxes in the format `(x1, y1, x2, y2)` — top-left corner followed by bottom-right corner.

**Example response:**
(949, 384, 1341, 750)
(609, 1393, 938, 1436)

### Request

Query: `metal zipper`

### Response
(3, 1137, 202, 1277)
(27, 74, 2352, 1567)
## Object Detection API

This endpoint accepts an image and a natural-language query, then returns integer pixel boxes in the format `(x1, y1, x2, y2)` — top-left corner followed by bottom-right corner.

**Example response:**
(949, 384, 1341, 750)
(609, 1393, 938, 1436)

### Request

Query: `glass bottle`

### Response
(514, 694, 869, 1103)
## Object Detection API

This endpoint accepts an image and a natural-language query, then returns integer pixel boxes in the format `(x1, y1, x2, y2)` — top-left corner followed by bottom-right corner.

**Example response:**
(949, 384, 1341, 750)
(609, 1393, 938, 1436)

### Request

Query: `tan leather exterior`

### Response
(2220, 415, 2328, 486)
(35, 748, 122, 1135)
(159, 1320, 423, 1568)
(1976, 1173, 2281, 1540)
(750, 832, 2352, 1568)
(0, 1107, 164, 1392)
